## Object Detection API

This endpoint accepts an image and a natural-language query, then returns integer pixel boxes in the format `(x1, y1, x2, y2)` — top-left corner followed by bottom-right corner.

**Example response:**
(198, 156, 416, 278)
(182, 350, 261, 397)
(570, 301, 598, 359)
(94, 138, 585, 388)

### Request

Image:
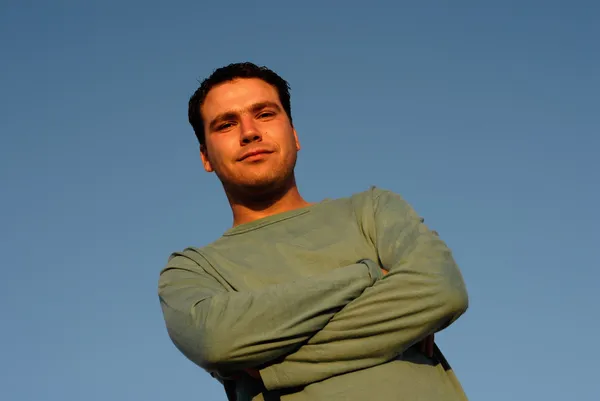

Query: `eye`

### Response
(258, 111, 275, 119)
(217, 122, 234, 131)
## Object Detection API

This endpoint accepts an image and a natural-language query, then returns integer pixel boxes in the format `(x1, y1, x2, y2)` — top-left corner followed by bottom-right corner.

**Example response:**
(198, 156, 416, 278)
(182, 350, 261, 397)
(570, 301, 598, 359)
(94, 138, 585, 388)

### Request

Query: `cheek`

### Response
(208, 137, 237, 164)
(284, 132, 300, 154)
(269, 126, 297, 149)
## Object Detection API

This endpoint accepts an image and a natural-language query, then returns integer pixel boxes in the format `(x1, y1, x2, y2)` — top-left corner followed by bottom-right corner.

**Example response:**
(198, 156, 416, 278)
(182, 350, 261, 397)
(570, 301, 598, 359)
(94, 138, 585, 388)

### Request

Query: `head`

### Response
(188, 62, 300, 199)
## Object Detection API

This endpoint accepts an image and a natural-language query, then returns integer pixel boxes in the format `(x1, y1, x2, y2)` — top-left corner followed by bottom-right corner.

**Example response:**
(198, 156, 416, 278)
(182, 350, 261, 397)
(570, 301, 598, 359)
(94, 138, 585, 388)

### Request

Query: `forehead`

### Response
(201, 78, 280, 118)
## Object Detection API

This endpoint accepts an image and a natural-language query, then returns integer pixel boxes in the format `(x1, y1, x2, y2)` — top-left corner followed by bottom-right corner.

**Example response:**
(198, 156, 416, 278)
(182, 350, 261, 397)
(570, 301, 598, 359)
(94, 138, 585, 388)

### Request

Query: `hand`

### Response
(419, 334, 435, 358)
(244, 368, 262, 381)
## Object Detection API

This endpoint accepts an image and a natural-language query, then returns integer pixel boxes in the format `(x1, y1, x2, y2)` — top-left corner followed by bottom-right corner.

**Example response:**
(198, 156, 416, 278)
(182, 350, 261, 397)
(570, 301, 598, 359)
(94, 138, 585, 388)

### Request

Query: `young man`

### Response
(158, 62, 469, 401)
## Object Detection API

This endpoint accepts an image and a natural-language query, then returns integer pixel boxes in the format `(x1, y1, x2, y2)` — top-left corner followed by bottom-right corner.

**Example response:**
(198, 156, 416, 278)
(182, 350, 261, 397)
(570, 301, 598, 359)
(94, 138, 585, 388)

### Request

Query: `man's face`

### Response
(200, 78, 300, 194)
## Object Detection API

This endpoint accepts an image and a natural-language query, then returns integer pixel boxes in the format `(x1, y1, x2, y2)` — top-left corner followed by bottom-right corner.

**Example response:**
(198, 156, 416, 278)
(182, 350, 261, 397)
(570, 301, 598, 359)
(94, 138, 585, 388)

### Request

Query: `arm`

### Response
(158, 249, 383, 377)
(259, 188, 469, 390)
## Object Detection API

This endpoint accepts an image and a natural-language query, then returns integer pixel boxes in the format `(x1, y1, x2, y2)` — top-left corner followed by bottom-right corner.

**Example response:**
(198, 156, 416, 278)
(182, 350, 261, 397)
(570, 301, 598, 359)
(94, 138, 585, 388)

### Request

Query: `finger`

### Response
(428, 334, 434, 357)
(427, 334, 435, 357)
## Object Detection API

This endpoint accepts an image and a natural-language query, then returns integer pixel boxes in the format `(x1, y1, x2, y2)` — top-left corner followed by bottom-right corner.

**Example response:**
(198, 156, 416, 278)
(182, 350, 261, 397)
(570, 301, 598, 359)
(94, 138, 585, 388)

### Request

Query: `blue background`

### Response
(1, 1, 598, 400)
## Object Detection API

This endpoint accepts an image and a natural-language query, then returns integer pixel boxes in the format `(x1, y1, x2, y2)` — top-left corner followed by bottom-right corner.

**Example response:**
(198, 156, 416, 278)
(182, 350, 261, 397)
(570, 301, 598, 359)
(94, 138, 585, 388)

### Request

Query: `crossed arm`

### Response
(159, 254, 382, 376)
(158, 188, 468, 389)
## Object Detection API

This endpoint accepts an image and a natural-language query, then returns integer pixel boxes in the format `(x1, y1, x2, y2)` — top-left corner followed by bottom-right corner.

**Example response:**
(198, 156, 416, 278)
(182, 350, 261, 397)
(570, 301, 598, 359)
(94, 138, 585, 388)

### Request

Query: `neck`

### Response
(226, 177, 312, 227)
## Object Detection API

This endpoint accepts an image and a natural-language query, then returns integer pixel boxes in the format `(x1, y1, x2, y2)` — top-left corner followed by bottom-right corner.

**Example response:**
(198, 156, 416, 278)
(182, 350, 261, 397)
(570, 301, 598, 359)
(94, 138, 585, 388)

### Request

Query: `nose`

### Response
(239, 116, 262, 145)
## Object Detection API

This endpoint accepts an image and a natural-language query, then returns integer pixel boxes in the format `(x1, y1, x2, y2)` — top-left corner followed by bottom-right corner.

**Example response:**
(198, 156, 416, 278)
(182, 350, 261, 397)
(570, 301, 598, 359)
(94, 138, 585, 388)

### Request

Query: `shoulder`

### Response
(161, 245, 214, 274)
(315, 186, 401, 216)
(346, 186, 405, 210)
(158, 245, 221, 289)
(348, 186, 425, 224)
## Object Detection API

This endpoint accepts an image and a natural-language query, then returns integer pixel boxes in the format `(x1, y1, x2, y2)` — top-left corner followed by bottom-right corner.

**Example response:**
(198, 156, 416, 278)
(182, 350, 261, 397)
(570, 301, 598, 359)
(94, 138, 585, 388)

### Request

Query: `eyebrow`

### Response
(208, 101, 282, 131)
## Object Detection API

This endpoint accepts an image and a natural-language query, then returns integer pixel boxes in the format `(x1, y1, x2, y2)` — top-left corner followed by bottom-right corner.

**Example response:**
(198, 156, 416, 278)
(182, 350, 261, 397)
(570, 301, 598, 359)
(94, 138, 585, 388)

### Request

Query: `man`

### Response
(158, 62, 469, 401)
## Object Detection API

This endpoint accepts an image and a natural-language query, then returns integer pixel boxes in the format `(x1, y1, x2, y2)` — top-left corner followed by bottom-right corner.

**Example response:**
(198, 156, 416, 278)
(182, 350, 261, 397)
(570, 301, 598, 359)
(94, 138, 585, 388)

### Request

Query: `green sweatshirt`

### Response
(158, 187, 469, 401)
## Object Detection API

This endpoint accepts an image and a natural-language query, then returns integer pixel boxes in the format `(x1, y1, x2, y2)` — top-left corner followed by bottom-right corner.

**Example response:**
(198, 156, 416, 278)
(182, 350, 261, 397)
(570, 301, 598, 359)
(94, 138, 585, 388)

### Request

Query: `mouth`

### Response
(238, 149, 274, 161)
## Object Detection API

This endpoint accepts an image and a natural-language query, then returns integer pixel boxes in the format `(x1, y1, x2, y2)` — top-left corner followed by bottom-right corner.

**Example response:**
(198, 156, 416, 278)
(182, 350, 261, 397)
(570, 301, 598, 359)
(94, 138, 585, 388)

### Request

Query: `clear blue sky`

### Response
(1, 1, 598, 400)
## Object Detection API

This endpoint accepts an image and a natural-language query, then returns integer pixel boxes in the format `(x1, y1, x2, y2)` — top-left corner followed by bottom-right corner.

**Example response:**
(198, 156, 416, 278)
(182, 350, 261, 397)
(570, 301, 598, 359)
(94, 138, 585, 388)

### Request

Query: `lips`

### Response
(238, 148, 273, 161)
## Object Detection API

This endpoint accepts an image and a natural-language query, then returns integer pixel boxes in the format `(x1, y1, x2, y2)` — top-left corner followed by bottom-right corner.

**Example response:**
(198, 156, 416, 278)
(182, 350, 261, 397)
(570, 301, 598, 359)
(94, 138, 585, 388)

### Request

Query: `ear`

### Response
(293, 128, 301, 151)
(199, 145, 214, 173)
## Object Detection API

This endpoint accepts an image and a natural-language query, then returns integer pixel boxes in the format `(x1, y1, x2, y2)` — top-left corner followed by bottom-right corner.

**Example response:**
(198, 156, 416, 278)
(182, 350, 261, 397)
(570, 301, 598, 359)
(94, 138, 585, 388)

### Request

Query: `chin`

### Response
(241, 177, 282, 192)
(235, 172, 292, 195)
(220, 159, 296, 197)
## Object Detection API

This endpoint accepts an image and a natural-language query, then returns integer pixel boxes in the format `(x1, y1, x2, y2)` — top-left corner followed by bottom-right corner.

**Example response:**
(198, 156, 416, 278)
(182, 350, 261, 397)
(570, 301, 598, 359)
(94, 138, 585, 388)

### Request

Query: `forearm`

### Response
(260, 246, 467, 390)
(259, 189, 469, 390)
(159, 256, 382, 376)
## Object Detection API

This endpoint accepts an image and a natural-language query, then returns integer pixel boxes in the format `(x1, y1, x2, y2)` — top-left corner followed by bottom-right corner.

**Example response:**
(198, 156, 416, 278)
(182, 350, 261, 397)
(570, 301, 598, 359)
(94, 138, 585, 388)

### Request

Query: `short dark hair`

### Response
(188, 62, 293, 145)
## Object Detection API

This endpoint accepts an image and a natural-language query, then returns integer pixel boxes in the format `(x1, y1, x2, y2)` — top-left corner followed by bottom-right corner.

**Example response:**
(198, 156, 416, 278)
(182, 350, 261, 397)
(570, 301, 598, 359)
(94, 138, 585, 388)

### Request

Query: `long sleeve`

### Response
(158, 249, 382, 376)
(259, 188, 469, 390)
